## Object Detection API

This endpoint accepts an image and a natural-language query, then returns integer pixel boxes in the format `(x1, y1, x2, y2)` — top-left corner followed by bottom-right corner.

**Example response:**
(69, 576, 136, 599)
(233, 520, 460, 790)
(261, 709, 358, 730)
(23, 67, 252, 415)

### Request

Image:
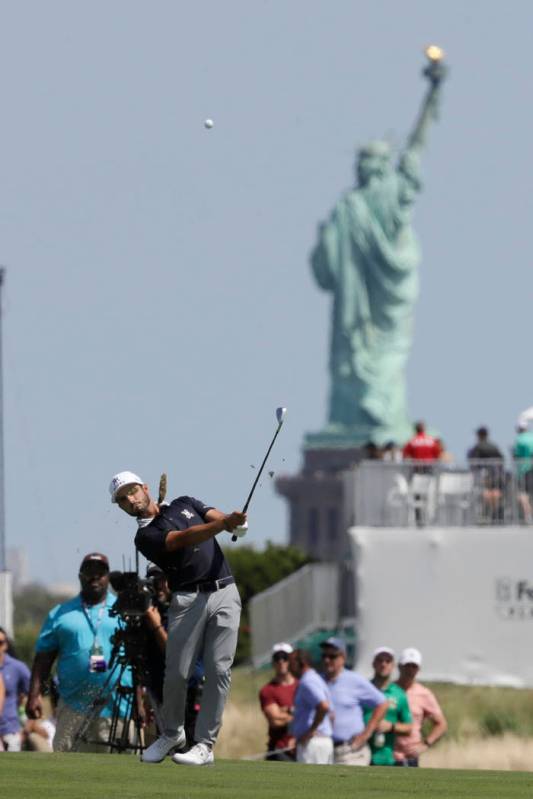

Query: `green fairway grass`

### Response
(2, 754, 533, 799)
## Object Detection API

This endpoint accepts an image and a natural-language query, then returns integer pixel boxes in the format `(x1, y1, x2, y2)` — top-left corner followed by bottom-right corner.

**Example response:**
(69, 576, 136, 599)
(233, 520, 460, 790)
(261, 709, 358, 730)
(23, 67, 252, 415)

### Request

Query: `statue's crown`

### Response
(358, 140, 391, 159)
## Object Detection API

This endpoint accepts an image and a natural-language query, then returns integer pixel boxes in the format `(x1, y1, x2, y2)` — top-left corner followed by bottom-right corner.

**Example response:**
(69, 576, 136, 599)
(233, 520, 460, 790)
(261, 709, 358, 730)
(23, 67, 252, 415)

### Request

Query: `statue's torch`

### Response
(424, 45, 446, 85)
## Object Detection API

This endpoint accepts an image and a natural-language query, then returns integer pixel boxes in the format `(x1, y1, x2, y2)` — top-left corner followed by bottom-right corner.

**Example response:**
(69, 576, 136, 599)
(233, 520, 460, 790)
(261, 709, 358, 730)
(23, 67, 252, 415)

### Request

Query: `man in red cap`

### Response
(26, 552, 131, 752)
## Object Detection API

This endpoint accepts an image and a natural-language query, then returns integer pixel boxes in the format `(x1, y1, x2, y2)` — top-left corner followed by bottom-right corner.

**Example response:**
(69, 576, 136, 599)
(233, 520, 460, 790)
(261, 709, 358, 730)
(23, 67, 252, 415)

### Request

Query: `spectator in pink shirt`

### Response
(393, 647, 447, 767)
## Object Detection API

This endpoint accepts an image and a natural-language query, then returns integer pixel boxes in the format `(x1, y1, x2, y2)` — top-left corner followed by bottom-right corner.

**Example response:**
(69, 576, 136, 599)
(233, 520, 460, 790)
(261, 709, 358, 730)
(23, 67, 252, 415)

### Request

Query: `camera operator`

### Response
(26, 553, 133, 752)
(110, 470, 246, 767)
(143, 564, 170, 706)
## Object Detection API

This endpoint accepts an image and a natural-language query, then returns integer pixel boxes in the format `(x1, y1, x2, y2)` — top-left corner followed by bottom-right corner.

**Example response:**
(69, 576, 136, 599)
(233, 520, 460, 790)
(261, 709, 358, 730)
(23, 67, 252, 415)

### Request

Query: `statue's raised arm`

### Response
(403, 46, 448, 159)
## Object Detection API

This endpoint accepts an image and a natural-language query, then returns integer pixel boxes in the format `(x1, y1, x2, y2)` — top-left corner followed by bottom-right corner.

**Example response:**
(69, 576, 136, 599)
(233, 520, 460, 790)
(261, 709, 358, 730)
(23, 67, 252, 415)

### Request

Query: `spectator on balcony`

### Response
(402, 422, 442, 463)
(394, 648, 447, 767)
(402, 423, 442, 524)
(468, 427, 503, 461)
(467, 427, 504, 522)
(383, 442, 402, 463)
(363, 441, 381, 460)
(513, 423, 533, 524)
(259, 643, 298, 761)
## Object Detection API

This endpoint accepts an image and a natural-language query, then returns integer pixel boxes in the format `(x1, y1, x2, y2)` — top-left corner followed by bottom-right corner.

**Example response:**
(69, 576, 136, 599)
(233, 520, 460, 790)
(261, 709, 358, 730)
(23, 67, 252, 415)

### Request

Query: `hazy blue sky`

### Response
(2, 1, 532, 585)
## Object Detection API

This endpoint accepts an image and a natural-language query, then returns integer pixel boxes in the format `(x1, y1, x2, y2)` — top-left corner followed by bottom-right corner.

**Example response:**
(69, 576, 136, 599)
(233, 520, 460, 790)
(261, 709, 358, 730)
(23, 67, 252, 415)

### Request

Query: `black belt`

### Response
(175, 576, 235, 594)
(333, 740, 352, 748)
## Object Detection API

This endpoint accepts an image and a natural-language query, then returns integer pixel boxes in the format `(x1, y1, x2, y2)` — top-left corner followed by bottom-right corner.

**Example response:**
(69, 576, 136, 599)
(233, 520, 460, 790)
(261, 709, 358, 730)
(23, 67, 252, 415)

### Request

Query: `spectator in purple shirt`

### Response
(0, 627, 31, 752)
(288, 649, 333, 764)
(320, 637, 388, 766)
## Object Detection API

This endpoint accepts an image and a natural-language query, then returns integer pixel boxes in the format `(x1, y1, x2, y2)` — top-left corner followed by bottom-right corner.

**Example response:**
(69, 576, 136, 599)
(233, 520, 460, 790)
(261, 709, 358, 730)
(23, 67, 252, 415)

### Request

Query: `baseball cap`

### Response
(399, 647, 422, 666)
(272, 642, 293, 656)
(372, 646, 395, 660)
(109, 471, 145, 503)
(79, 552, 109, 572)
(320, 637, 347, 655)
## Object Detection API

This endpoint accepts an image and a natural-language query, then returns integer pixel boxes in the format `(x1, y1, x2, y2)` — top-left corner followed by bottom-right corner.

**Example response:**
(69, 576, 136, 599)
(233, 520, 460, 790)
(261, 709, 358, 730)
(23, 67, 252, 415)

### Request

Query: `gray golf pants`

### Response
(162, 582, 241, 746)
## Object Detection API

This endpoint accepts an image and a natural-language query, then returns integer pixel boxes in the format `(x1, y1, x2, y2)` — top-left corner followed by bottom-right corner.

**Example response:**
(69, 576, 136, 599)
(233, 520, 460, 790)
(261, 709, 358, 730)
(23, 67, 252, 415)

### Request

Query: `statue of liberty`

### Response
(309, 49, 447, 448)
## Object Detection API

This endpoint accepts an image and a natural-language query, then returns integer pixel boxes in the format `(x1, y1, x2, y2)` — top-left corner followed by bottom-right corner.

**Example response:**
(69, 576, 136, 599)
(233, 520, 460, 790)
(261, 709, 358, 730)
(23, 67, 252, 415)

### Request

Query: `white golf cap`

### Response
(372, 646, 395, 659)
(272, 642, 293, 656)
(399, 647, 422, 666)
(109, 471, 145, 503)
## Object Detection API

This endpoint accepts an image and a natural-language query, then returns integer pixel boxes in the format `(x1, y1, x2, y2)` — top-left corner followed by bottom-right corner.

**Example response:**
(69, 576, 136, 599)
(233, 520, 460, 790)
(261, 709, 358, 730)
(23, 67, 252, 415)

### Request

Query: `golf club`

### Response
(232, 406, 287, 542)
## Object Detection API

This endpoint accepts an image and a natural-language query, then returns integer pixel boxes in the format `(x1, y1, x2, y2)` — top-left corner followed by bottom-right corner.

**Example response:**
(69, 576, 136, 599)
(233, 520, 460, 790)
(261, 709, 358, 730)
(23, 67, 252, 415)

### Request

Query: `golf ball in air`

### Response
(204, 119, 214, 129)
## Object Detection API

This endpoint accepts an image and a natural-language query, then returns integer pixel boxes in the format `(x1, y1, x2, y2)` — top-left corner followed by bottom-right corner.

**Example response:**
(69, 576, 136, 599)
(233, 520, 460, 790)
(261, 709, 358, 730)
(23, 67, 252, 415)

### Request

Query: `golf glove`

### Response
(232, 521, 248, 539)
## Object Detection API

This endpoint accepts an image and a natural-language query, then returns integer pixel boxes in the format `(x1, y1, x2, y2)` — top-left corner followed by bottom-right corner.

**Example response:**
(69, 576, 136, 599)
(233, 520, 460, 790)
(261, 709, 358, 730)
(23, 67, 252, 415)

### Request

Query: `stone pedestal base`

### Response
(275, 446, 364, 620)
(275, 446, 364, 561)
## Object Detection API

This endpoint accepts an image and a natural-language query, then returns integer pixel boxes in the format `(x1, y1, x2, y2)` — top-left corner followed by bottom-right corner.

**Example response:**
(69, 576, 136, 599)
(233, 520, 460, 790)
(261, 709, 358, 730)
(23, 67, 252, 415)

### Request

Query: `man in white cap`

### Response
(394, 647, 447, 766)
(258, 642, 298, 761)
(109, 470, 246, 766)
(365, 646, 412, 766)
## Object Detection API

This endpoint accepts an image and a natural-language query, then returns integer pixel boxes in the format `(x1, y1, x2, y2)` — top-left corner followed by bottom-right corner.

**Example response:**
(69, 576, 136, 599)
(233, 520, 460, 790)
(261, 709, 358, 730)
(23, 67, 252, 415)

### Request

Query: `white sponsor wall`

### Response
(350, 527, 533, 687)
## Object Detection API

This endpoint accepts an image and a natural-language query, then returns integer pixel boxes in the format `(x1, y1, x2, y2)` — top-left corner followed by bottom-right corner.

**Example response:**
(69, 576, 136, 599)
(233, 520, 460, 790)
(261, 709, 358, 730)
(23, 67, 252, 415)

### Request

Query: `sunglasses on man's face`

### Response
(80, 567, 108, 579)
(0, 638, 7, 646)
(273, 653, 289, 663)
(321, 652, 342, 660)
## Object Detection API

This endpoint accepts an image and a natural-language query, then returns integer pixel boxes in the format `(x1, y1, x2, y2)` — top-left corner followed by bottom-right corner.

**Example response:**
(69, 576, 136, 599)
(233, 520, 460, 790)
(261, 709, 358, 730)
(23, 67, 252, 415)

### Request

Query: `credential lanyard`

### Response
(82, 599, 107, 643)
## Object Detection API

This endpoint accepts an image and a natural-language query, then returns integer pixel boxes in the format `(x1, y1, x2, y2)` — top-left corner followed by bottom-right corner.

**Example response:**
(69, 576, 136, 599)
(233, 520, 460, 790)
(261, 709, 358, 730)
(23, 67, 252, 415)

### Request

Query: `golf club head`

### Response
(276, 406, 287, 425)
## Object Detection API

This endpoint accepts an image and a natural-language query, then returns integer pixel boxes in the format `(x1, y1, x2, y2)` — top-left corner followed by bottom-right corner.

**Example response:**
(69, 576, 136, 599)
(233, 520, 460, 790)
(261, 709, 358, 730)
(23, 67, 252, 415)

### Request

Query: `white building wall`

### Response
(350, 526, 533, 686)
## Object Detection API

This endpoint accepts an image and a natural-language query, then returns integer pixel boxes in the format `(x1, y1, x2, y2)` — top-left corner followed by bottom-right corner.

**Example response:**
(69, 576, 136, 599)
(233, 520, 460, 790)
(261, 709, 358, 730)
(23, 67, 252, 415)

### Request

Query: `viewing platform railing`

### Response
(349, 458, 532, 527)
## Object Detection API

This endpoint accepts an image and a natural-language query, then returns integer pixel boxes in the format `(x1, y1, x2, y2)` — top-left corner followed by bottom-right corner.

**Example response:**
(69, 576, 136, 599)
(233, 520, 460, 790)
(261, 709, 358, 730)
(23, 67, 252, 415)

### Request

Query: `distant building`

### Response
(7, 547, 30, 591)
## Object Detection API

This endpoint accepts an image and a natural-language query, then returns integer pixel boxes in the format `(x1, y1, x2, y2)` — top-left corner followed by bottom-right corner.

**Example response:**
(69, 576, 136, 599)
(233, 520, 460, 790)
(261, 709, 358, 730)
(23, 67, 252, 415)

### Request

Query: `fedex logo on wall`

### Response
(495, 578, 533, 619)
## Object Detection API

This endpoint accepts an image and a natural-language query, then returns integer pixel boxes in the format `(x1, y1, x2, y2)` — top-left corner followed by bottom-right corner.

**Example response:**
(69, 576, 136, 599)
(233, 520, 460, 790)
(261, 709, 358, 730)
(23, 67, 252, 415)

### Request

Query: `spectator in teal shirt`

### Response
(26, 553, 132, 752)
(365, 647, 412, 766)
(513, 424, 533, 523)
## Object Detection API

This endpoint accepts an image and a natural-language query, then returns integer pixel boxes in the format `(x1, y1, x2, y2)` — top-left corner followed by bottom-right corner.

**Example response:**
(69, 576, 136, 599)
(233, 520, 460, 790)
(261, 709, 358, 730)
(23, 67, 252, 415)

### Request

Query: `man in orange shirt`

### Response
(393, 648, 447, 767)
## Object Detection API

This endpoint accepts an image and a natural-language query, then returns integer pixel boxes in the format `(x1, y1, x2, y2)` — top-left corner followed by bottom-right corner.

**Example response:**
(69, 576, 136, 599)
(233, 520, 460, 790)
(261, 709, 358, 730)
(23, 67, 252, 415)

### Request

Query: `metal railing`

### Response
(350, 459, 533, 527)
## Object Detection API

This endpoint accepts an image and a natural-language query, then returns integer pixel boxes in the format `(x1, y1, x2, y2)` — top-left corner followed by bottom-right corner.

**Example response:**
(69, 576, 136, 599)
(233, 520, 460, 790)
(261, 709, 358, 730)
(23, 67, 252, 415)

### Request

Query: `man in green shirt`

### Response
(365, 647, 412, 766)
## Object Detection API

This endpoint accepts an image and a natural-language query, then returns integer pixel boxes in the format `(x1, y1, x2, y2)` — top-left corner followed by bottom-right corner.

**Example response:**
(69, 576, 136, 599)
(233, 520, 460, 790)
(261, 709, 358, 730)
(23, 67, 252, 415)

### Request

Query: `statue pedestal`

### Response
(305, 428, 372, 450)
(275, 445, 365, 560)
(275, 445, 363, 617)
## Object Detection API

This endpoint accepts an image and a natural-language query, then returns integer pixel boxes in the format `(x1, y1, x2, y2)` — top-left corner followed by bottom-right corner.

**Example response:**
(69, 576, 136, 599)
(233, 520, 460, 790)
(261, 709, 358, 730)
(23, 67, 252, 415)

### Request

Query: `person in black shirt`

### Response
(109, 470, 246, 767)
(467, 427, 504, 521)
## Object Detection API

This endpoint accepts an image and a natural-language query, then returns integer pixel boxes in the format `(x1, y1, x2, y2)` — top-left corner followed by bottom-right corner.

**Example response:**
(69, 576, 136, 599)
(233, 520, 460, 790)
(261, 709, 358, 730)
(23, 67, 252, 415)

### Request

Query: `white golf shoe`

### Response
(172, 742, 214, 766)
(141, 731, 186, 763)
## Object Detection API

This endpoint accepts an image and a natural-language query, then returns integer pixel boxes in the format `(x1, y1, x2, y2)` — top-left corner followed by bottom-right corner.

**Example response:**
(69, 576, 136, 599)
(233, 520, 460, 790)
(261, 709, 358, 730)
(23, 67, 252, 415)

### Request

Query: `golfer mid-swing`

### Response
(109, 471, 247, 766)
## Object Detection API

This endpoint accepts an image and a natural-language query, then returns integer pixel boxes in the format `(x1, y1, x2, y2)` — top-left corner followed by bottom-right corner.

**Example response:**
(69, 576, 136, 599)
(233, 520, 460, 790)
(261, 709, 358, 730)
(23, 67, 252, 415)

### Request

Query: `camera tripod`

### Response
(71, 616, 148, 754)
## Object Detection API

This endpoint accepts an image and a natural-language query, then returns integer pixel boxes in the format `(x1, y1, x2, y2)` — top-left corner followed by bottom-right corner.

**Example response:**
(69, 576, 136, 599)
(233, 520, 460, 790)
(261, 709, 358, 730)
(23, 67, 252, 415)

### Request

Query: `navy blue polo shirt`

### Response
(134, 496, 232, 591)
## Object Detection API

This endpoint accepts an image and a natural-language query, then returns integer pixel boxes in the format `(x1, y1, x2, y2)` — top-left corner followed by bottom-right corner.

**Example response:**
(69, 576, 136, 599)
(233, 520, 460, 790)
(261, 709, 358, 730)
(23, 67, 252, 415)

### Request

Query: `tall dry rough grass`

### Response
(424, 734, 533, 771)
(216, 701, 267, 759)
(216, 694, 533, 770)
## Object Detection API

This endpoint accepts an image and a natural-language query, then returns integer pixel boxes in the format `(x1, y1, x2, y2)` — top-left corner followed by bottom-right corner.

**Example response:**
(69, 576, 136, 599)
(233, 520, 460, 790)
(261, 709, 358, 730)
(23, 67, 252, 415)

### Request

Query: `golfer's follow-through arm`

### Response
(163, 508, 246, 552)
